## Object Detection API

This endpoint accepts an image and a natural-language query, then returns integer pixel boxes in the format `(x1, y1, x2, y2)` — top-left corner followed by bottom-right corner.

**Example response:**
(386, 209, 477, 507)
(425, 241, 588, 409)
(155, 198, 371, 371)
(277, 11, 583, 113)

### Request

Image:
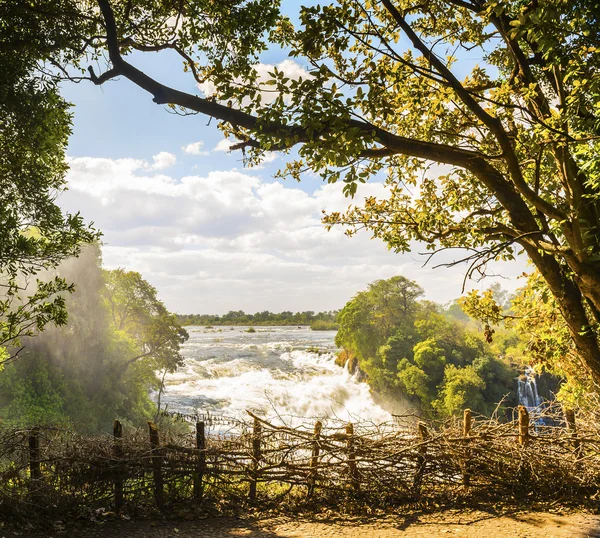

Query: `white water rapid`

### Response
(160, 326, 392, 426)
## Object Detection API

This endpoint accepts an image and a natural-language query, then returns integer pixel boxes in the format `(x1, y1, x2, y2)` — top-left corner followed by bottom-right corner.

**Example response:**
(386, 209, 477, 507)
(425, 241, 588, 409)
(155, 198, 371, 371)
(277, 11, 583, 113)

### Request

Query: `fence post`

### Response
(564, 408, 581, 458)
(113, 420, 124, 510)
(194, 421, 206, 500)
(462, 408, 472, 488)
(413, 421, 429, 494)
(249, 417, 261, 501)
(148, 421, 164, 510)
(518, 405, 530, 447)
(346, 423, 360, 493)
(307, 420, 322, 498)
(29, 427, 42, 484)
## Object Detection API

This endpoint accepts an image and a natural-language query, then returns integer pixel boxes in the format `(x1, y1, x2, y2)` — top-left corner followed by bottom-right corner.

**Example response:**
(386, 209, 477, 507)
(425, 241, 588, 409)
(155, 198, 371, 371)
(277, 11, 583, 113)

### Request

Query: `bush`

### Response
(310, 320, 339, 331)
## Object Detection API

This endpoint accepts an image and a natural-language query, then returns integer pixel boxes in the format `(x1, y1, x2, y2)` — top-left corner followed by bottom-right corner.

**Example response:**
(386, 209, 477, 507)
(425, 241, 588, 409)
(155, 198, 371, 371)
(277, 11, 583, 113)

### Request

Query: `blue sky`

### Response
(56, 10, 525, 315)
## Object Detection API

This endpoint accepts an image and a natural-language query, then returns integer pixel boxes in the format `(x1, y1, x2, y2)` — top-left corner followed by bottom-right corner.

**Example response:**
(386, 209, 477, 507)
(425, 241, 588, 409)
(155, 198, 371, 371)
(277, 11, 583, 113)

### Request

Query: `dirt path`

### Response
(17, 510, 600, 538)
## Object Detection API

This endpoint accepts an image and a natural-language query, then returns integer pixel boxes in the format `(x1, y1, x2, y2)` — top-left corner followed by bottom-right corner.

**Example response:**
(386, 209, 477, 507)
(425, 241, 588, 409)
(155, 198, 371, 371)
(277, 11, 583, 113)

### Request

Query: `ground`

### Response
(13, 510, 600, 538)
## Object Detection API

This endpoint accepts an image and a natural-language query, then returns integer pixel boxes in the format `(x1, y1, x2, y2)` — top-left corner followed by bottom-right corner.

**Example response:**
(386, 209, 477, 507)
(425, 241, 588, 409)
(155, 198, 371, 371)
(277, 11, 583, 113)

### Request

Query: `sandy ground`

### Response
(12, 510, 600, 538)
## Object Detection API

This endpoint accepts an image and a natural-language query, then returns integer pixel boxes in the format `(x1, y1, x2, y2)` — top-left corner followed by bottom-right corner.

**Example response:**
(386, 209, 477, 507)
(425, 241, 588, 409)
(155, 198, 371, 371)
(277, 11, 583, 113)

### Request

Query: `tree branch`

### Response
(378, 0, 567, 223)
(95, 0, 564, 247)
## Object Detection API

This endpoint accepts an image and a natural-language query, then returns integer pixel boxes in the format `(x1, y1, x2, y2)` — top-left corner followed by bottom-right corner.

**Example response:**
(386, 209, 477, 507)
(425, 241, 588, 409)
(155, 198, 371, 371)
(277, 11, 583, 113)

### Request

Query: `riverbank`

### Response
(19, 510, 600, 537)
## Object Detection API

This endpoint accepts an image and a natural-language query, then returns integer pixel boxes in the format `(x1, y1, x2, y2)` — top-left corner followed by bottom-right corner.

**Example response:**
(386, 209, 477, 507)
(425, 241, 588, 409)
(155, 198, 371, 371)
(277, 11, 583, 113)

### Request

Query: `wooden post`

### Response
(307, 420, 322, 498)
(564, 408, 581, 458)
(113, 420, 124, 510)
(29, 427, 42, 482)
(148, 421, 164, 510)
(413, 421, 429, 494)
(463, 408, 473, 437)
(194, 421, 206, 500)
(462, 409, 472, 488)
(346, 423, 360, 493)
(249, 417, 261, 501)
(518, 405, 530, 447)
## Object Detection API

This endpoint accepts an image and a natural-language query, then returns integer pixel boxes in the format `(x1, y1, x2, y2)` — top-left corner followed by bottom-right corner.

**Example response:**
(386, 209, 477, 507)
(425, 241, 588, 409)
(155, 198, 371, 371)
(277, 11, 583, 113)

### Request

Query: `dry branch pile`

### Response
(1, 405, 599, 520)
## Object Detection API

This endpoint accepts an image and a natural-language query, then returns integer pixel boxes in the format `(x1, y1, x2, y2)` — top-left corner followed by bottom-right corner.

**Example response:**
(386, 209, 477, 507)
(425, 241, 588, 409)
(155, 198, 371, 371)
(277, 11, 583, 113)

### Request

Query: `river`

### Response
(160, 325, 392, 426)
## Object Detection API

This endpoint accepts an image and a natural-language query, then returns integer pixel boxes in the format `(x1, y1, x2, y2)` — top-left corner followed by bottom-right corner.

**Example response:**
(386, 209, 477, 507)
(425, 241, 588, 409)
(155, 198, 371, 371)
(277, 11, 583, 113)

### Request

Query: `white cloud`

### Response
(148, 151, 176, 170)
(182, 141, 209, 156)
(214, 139, 235, 152)
(198, 59, 312, 106)
(262, 152, 277, 163)
(60, 156, 526, 314)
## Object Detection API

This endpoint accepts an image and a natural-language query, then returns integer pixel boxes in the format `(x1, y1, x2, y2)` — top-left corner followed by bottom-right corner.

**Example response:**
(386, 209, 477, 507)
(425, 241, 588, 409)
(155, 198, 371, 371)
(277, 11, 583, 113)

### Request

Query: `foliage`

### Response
(0, 247, 188, 432)
(336, 276, 424, 365)
(177, 310, 338, 327)
(336, 276, 518, 416)
(0, 0, 99, 364)
(434, 365, 486, 417)
(310, 319, 339, 331)
(460, 271, 594, 399)
(16, 0, 599, 381)
(506, 271, 595, 404)
(103, 269, 189, 374)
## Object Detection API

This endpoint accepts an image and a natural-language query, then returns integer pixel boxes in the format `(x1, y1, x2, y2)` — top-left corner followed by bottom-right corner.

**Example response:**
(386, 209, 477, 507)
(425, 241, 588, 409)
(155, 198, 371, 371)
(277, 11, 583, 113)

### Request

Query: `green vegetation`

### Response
(246, 327, 256, 333)
(0, 2, 98, 365)
(177, 310, 338, 327)
(22, 0, 596, 381)
(310, 320, 339, 331)
(462, 271, 593, 406)
(4, 0, 600, 384)
(336, 276, 522, 417)
(0, 246, 188, 432)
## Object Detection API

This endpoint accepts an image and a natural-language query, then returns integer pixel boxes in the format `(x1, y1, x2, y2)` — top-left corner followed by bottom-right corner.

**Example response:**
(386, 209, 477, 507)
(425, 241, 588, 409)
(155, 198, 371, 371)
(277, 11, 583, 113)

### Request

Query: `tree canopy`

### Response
(0, 246, 189, 432)
(176, 310, 339, 327)
(0, 0, 98, 364)
(103, 269, 189, 374)
(7, 0, 600, 379)
(335, 275, 519, 417)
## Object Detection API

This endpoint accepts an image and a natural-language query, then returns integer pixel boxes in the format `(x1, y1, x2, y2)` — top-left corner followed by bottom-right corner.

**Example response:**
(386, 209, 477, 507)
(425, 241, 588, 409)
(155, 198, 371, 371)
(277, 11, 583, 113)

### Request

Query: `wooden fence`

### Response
(1, 405, 599, 518)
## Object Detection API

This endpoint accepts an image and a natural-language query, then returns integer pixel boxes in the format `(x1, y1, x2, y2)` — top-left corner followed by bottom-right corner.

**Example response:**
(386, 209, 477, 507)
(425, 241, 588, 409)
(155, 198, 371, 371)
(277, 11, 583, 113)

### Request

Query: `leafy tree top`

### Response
(8, 0, 600, 378)
(0, 2, 99, 363)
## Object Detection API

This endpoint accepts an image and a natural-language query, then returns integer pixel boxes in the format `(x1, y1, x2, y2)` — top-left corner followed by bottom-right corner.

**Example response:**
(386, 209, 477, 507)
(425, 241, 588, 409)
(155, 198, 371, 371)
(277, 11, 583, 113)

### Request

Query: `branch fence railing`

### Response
(1, 404, 599, 518)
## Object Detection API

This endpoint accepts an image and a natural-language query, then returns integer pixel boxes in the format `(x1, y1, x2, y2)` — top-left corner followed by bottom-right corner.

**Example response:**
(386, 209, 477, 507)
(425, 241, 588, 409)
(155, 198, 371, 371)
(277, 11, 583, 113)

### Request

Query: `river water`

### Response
(160, 326, 392, 425)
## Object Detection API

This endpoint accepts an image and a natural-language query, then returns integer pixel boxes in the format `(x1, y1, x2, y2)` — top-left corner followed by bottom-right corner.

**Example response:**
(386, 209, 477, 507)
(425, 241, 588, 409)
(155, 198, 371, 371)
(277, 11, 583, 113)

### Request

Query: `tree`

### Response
(336, 276, 518, 414)
(336, 276, 424, 362)
(434, 365, 486, 417)
(13, 0, 600, 378)
(0, 246, 189, 431)
(0, 0, 98, 364)
(103, 269, 189, 374)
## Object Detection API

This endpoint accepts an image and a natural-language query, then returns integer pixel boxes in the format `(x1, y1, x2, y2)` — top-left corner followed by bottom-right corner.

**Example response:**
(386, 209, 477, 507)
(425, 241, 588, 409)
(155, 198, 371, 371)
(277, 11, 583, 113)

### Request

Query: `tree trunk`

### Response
(527, 246, 600, 380)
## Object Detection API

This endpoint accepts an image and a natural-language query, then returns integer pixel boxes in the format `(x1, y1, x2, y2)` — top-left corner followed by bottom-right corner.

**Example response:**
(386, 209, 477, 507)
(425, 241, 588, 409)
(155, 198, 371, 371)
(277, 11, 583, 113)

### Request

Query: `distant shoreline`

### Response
(182, 322, 339, 330)
(183, 322, 311, 326)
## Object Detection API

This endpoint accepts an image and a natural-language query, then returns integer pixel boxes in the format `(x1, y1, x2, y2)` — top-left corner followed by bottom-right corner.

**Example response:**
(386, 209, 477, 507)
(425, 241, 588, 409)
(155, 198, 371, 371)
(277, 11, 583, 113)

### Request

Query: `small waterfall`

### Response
(517, 366, 544, 417)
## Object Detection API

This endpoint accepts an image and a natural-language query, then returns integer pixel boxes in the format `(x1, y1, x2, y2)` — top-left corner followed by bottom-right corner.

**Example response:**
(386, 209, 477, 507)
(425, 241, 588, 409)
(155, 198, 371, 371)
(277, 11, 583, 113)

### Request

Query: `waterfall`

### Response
(517, 366, 543, 410)
(161, 325, 393, 427)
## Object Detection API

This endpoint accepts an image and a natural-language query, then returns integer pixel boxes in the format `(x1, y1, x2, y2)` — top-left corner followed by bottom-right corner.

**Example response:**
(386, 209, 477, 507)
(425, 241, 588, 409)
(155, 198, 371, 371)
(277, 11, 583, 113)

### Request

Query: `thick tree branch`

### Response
(88, 65, 120, 84)
(90, 2, 511, 183)
(378, 0, 567, 223)
(96, 0, 579, 273)
(523, 245, 600, 377)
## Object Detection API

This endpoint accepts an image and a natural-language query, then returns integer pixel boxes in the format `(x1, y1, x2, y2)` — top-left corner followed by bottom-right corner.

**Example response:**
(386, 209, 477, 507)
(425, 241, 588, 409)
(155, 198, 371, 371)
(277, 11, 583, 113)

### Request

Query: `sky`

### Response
(56, 26, 527, 315)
